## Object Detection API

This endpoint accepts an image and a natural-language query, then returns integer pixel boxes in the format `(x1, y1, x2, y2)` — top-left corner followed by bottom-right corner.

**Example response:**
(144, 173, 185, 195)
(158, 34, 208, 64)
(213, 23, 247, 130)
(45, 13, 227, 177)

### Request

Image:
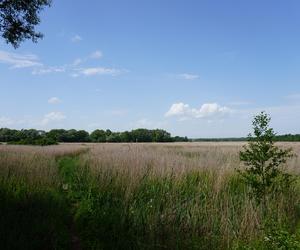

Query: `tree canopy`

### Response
(0, 128, 189, 145)
(0, 0, 51, 48)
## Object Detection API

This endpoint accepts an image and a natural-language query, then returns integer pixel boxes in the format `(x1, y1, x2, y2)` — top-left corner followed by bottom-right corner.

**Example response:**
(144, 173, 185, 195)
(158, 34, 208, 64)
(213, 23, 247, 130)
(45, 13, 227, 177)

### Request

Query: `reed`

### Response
(0, 142, 299, 249)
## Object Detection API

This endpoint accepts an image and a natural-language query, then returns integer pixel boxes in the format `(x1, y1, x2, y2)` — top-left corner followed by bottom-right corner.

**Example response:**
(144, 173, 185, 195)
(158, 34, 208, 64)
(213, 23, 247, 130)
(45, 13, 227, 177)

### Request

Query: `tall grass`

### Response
(0, 144, 87, 250)
(0, 142, 299, 249)
(74, 143, 300, 249)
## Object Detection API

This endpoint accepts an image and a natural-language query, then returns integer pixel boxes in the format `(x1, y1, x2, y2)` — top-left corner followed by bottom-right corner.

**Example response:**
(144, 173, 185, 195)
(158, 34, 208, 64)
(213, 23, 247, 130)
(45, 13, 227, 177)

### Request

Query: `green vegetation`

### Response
(236, 112, 300, 249)
(7, 137, 58, 146)
(239, 112, 294, 204)
(0, 128, 57, 145)
(2, 126, 299, 145)
(0, 128, 188, 145)
(0, 148, 70, 249)
(274, 134, 300, 142)
(0, 182, 70, 249)
(0, 0, 51, 48)
(0, 113, 299, 249)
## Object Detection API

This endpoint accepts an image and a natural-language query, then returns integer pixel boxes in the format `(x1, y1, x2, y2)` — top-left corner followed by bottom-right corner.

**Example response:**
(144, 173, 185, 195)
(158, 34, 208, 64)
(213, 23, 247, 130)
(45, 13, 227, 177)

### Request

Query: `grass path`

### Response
(0, 151, 90, 250)
(57, 155, 87, 250)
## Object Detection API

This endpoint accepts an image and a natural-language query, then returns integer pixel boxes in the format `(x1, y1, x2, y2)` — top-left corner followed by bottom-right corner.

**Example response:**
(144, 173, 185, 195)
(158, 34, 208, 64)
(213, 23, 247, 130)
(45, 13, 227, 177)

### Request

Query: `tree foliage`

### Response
(239, 111, 294, 203)
(0, 128, 56, 145)
(0, 127, 189, 144)
(0, 0, 51, 48)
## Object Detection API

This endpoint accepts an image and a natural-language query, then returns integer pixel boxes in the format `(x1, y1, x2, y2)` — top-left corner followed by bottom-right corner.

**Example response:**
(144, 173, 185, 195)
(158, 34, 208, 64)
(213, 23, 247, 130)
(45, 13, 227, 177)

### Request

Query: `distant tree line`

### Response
(0, 128, 189, 145)
(193, 134, 300, 142)
(273, 134, 300, 142)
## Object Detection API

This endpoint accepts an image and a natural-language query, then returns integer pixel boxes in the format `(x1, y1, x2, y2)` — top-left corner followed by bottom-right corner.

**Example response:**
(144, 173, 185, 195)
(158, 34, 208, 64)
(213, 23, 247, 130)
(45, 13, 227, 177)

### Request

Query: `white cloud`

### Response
(0, 50, 67, 75)
(32, 66, 65, 75)
(165, 102, 232, 119)
(178, 73, 199, 80)
(71, 34, 82, 42)
(165, 103, 190, 117)
(40, 112, 66, 125)
(79, 67, 122, 76)
(0, 49, 124, 79)
(90, 50, 103, 59)
(0, 50, 42, 68)
(48, 97, 61, 104)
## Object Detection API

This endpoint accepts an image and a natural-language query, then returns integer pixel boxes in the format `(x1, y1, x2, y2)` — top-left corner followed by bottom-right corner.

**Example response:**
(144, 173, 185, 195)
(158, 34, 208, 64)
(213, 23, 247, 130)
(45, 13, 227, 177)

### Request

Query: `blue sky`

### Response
(1, 0, 300, 137)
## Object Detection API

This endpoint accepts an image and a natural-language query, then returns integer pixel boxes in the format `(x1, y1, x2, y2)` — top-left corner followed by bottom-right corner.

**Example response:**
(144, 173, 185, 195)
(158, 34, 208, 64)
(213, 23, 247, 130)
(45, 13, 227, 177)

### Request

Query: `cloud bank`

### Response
(0, 49, 125, 78)
(0, 50, 42, 68)
(165, 102, 232, 119)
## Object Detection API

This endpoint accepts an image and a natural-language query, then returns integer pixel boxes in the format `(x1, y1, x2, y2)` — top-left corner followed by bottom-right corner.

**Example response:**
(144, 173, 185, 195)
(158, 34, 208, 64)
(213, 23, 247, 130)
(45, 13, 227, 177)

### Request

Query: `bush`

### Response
(239, 112, 294, 204)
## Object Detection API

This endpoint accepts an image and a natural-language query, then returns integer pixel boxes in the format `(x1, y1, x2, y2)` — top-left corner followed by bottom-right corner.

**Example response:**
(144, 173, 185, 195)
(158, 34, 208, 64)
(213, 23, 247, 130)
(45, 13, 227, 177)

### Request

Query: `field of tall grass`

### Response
(0, 142, 300, 249)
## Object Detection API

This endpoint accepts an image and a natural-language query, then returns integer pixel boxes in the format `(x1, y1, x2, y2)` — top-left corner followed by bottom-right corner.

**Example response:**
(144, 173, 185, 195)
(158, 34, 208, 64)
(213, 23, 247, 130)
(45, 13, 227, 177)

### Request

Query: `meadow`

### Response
(0, 142, 300, 249)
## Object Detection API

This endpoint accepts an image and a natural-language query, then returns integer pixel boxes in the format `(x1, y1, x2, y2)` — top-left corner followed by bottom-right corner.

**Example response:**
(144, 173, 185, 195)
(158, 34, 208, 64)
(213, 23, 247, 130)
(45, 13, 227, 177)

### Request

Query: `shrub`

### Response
(239, 112, 294, 204)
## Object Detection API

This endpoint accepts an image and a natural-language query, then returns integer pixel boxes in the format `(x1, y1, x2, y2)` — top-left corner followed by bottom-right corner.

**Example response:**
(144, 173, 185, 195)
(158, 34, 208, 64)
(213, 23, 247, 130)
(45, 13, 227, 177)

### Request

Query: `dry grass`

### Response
(0, 144, 87, 187)
(73, 142, 300, 249)
(82, 142, 300, 175)
(0, 142, 299, 249)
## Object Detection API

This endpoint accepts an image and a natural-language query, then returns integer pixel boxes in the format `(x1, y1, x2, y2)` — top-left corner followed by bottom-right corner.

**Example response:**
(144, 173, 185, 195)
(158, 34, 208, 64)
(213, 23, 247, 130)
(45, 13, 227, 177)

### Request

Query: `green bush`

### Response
(239, 112, 294, 204)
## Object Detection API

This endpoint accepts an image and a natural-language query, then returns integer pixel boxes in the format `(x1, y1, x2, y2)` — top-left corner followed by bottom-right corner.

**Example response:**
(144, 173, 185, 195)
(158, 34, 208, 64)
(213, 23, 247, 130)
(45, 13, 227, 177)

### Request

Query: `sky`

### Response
(1, 0, 300, 138)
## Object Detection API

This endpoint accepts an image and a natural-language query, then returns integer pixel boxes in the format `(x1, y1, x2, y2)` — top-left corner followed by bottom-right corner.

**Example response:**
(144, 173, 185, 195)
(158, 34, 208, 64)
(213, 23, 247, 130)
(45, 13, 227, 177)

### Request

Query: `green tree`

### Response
(90, 129, 107, 142)
(239, 111, 293, 204)
(47, 129, 67, 142)
(0, 0, 51, 48)
(75, 130, 90, 142)
(105, 129, 112, 137)
(131, 129, 152, 142)
(151, 129, 172, 142)
(106, 133, 121, 142)
(0, 128, 19, 141)
(120, 131, 131, 142)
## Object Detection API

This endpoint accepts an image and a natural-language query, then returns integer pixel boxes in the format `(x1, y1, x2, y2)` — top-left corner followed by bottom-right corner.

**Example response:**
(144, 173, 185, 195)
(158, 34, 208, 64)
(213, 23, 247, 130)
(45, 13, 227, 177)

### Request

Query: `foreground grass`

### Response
(0, 181, 70, 249)
(0, 145, 85, 250)
(73, 168, 300, 249)
(0, 143, 300, 249)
